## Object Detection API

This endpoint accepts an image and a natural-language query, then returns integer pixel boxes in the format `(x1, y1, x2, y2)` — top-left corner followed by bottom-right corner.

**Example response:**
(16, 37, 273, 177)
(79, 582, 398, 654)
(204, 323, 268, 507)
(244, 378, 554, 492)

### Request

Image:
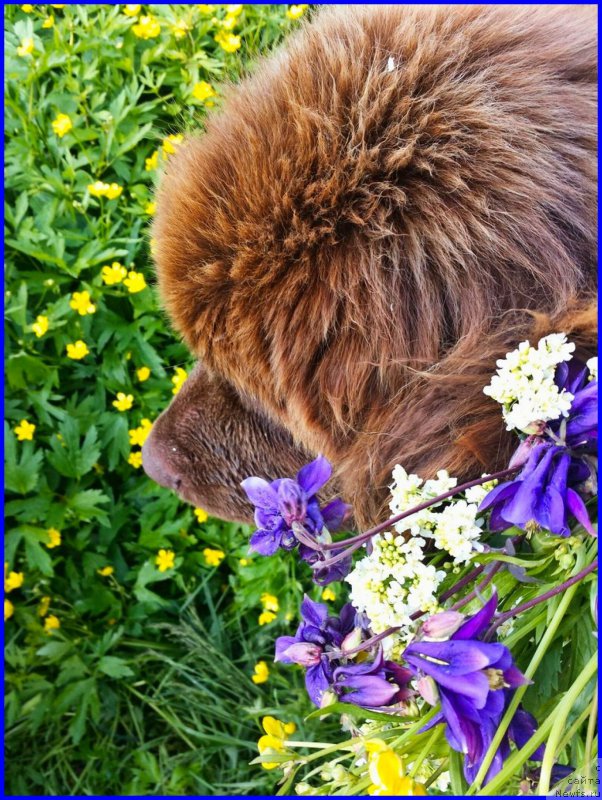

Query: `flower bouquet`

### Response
(244, 334, 598, 795)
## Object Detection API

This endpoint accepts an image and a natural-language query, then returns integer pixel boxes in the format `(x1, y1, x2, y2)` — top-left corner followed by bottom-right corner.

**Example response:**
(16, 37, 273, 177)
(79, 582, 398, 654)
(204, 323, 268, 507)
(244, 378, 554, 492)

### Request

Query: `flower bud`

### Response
(340, 627, 364, 655)
(281, 642, 322, 667)
(421, 610, 465, 640)
(320, 689, 337, 709)
(416, 675, 439, 706)
(508, 435, 542, 468)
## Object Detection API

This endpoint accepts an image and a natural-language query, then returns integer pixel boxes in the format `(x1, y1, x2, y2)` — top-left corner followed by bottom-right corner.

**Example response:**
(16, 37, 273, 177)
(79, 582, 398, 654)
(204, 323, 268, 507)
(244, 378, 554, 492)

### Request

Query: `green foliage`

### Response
(4, 4, 315, 795)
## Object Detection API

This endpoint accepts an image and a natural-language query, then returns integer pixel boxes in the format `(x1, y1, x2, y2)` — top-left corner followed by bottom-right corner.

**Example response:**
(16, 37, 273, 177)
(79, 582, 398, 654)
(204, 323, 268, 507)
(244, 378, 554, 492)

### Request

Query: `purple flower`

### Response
(404, 592, 541, 784)
(241, 455, 351, 559)
(275, 596, 412, 709)
(480, 360, 597, 537)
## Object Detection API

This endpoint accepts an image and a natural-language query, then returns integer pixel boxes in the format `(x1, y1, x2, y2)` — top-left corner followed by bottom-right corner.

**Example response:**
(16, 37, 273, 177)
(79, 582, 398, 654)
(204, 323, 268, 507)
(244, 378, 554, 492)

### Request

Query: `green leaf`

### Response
(97, 656, 135, 679)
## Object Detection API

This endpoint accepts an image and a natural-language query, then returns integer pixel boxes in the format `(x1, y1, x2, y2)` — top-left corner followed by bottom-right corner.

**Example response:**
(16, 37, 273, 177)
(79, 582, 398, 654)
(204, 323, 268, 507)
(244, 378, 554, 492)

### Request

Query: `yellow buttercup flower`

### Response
(155, 549, 176, 572)
(112, 392, 134, 412)
(129, 418, 153, 447)
(38, 596, 51, 617)
(171, 19, 190, 39)
(197, 4, 214, 13)
(46, 528, 62, 549)
(44, 614, 61, 634)
(42, 16, 55, 28)
(239, 557, 250, 566)
(4, 600, 14, 621)
(192, 80, 216, 103)
(101, 262, 127, 285)
(144, 201, 156, 215)
(32, 314, 49, 337)
(14, 419, 35, 441)
(124, 270, 147, 293)
(203, 548, 225, 567)
(88, 180, 109, 197)
(70, 290, 96, 316)
(136, 366, 151, 382)
(21, 5, 34, 12)
(145, 150, 159, 171)
(17, 37, 34, 57)
(194, 507, 209, 524)
(258, 610, 277, 626)
(286, 5, 308, 21)
(162, 133, 183, 157)
(5, 568, 24, 593)
(132, 14, 161, 39)
(226, 4, 243, 14)
(51, 113, 72, 138)
(123, 4, 141, 15)
(128, 451, 143, 468)
(220, 14, 238, 31)
(260, 593, 279, 612)
(252, 660, 269, 684)
(97, 566, 114, 576)
(51, 4, 66, 7)
(321, 588, 336, 602)
(66, 340, 89, 359)
(366, 742, 427, 796)
(104, 182, 123, 200)
(171, 366, 188, 395)
(214, 29, 241, 53)
(257, 716, 296, 770)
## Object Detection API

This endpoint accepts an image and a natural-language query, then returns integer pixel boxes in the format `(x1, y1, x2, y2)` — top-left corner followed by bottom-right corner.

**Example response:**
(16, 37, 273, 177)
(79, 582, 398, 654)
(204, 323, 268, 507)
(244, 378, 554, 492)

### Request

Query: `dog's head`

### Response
(143, 5, 597, 525)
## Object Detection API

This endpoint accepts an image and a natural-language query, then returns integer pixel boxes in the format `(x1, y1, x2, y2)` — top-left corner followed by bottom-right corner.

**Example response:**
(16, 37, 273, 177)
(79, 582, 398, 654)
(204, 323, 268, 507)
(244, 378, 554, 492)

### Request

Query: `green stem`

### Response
(583, 686, 598, 784)
(409, 726, 441, 779)
(537, 652, 598, 794)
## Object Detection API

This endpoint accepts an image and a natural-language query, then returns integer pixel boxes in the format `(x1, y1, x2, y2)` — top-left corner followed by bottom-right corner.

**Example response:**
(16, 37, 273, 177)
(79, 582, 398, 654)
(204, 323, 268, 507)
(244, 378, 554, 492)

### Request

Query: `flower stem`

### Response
(438, 563, 486, 603)
(486, 560, 598, 638)
(328, 625, 401, 660)
(449, 562, 504, 611)
(314, 467, 518, 573)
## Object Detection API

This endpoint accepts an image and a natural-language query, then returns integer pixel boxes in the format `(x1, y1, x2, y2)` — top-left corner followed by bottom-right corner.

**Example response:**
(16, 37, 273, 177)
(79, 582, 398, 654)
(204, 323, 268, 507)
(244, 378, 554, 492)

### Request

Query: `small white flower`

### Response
(587, 356, 597, 382)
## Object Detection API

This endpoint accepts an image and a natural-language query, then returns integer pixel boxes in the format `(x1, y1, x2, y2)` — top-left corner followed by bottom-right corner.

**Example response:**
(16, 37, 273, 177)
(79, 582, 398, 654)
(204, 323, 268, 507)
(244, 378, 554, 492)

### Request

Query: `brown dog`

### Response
(143, 4, 597, 528)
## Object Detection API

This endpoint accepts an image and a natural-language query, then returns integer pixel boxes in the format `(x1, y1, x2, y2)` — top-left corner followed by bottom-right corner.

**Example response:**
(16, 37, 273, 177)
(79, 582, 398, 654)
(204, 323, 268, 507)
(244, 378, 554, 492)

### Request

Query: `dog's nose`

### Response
(142, 435, 182, 491)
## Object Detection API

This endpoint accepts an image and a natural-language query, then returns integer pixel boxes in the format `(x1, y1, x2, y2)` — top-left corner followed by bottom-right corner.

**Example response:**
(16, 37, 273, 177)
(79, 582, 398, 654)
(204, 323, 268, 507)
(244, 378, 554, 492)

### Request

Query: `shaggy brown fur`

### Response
(147, 4, 598, 527)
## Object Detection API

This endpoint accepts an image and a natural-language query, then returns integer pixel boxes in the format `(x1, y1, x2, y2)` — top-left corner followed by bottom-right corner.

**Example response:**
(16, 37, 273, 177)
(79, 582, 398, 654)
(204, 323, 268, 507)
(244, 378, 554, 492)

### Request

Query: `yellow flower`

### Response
(123, 4, 141, 15)
(88, 180, 109, 197)
(17, 37, 34, 57)
(214, 29, 241, 53)
(221, 13, 239, 30)
(70, 290, 96, 316)
(128, 451, 143, 468)
(21, 5, 34, 11)
(51, 113, 72, 138)
(192, 80, 217, 103)
(203, 548, 225, 567)
(136, 366, 151, 382)
(366, 742, 427, 796)
(171, 366, 188, 395)
(44, 614, 60, 634)
(129, 418, 153, 447)
(4, 600, 14, 621)
(97, 566, 114, 576)
(132, 14, 161, 39)
(162, 133, 184, 157)
(66, 340, 89, 359)
(14, 419, 35, 441)
(101, 262, 127, 285)
(257, 716, 296, 770)
(197, 5, 214, 14)
(112, 392, 134, 412)
(145, 150, 159, 171)
(144, 201, 156, 215)
(5, 568, 24, 593)
(194, 507, 209, 524)
(258, 610, 277, 626)
(32, 314, 49, 337)
(42, 16, 55, 29)
(155, 549, 176, 572)
(252, 660, 269, 684)
(286, 4, 308, 20)
(46, 528, 62, 549)
(38, 596, 51, 617)
(124, 270, 147, 293)
(104, 182, 123, 200)
(260, 593, 279, 612)
(239, 557, 250, 566)
(321, 588, 336, 602)
(171, 19, 190, 39)
(51, 4, 65, 7)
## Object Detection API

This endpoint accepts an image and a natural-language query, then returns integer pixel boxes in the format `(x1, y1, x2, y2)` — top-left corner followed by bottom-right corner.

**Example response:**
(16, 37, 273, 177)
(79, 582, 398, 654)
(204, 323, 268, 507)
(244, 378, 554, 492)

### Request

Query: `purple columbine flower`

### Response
(404, 592, 542, 784)
(275, 596, 412, 709)
(240, 455, 351, 558)
(480, 360, 597, 537)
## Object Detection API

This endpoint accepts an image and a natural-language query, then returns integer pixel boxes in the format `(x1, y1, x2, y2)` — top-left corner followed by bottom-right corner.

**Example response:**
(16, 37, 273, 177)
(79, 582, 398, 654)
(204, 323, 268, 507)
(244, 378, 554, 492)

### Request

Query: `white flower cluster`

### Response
(587, 356, 598, 382)
(483, 333, 576, 433)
